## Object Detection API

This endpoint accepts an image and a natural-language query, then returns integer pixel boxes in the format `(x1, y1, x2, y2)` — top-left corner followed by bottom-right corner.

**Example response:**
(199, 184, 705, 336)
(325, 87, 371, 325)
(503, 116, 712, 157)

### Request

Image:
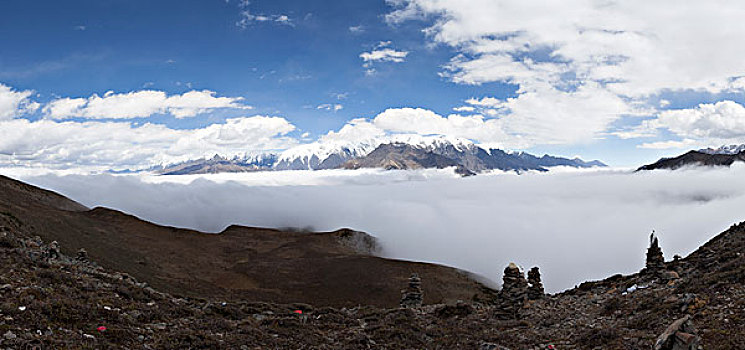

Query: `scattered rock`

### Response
(3, 330, 16, 340)
(653, 315, 701, 350)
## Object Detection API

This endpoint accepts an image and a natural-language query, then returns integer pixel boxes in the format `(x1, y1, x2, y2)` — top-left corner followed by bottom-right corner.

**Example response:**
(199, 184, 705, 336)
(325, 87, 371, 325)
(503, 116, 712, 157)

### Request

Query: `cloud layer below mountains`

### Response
(11, 165, 745, 292)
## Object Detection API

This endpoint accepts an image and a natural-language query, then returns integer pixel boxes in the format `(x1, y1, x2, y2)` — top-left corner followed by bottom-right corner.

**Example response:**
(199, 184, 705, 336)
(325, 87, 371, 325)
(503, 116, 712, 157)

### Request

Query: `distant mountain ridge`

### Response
(638, 150, 745, 171)
(698, 143, 745, 155)
(157, 135, 606, 175)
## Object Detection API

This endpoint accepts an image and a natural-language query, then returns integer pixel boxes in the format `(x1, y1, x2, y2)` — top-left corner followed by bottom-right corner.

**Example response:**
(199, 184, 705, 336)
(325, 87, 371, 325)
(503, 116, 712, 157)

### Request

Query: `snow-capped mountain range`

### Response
(156, 135, 606, 175)
(699, 144, 745, 155)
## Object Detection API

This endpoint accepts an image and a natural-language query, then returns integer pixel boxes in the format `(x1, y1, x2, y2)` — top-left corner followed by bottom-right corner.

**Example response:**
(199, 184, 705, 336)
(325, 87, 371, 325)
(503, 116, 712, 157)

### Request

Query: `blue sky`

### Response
(2, 0, 745, 169)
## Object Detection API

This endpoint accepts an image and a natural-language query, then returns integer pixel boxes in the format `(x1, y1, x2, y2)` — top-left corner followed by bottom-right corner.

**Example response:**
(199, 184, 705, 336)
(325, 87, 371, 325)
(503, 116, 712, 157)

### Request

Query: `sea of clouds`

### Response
(6, 165, 745, 292)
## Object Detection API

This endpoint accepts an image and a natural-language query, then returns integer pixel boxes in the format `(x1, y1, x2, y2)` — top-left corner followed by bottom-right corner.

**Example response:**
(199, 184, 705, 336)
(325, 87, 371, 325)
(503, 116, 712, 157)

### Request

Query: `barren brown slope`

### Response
(0, 175, 489, 308)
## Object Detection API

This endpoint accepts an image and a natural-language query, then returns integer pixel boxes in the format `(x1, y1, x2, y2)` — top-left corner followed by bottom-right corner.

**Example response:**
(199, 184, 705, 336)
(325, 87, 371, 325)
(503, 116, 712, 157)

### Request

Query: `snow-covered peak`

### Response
(274, 134, 478, 170)
(386, 134, 476, 152)
(276, 139, 380, 164)
(699, 144, 745, 155)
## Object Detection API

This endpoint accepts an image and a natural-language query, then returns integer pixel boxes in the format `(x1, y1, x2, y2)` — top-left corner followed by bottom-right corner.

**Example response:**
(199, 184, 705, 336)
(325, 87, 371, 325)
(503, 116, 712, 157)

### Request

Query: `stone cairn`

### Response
(527, 267, 545, 300)
(400, 273, 423, 308)
(499, 263, 528, 317)
(76, 248, 89, 263)
(645, 231, 665, 274)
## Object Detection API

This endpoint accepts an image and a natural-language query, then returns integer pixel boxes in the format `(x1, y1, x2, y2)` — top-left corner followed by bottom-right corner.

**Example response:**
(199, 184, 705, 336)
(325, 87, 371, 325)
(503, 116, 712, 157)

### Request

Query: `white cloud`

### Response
(43, 89, 251, 119)
(386, 1, 745, 147)
(644, 101, 745, 145)
(0, 84, 38, 120)
(236, 10, 293, 28)
(0, 116, 296, 170)
(316, 103, 344, 112)
(320, 118, 385, 143)
(360, 48, 409, 64)
(387, 0, 745, 96)
(359, 42, 410, 76)
(349, 25, 365, 34)
(637, 139, 700, 150)
(452, 106, 475, 112)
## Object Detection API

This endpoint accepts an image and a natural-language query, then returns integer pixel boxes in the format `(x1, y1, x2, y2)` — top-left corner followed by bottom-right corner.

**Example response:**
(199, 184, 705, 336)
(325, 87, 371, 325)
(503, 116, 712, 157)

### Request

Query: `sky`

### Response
(2, 0, 745, 169)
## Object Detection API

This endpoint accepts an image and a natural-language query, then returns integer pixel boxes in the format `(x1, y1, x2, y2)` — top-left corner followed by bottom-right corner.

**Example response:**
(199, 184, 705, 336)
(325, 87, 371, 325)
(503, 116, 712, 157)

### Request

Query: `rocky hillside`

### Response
(638, 150, 745, 171)
(0, 175, 488, 308)
(1, 175, 743, 349)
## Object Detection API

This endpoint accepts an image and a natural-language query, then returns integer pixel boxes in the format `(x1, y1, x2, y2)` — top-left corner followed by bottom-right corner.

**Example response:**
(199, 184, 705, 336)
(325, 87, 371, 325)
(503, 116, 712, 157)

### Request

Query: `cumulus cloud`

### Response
(17, 166, 745, 292)
(387, 0, 745, 96)
(0, 83, 39, 120)
(645, 101, 745, 143)
(386, 1, 745, 148)
(0, 116, 297, 170)
(324, 95, 631, 149)
(43, 89, 251, 119)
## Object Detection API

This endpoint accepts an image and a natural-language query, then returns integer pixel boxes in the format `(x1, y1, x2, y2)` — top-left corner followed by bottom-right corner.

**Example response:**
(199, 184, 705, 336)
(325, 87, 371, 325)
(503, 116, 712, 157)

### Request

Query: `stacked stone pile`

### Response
(400, 273, 423, 308)
(527, 267, 545, 300)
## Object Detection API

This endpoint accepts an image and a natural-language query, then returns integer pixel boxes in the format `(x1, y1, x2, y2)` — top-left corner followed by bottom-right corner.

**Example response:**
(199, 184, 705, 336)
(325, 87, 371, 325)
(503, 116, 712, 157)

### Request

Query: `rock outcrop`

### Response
(653, 316, 701, 350)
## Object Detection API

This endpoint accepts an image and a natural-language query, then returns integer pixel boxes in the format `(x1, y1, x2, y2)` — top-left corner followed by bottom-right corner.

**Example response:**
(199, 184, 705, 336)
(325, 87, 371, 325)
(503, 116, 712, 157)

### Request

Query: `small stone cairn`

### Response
(645, 231, 665, 274)
(527, 267, 545, 300)
(76, 248, 89, 263)
(400, 273, 423, 308)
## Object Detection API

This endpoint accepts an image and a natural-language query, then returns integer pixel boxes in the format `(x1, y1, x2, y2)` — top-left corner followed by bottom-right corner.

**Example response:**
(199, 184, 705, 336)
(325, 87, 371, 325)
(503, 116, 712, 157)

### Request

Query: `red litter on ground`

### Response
(293, 310, 303, 314)
(97, 326, 107, 332)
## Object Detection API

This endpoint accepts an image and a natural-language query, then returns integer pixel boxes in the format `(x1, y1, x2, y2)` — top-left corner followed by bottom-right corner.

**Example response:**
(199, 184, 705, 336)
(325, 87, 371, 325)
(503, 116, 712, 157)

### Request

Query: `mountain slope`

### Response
(343, 142, 606, 174)
(0, 175, 489, 308)
(158, 154, 276, 175)
(638, 150, 745, 171)
(2, 185, 744, 348)
(342, 143, 461, 170)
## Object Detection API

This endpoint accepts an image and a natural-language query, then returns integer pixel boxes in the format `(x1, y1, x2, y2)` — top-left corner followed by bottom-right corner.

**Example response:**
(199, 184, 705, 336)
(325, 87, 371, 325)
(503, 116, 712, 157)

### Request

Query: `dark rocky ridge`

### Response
(638, 150, 745, 171)
(1, 176, 744, 348)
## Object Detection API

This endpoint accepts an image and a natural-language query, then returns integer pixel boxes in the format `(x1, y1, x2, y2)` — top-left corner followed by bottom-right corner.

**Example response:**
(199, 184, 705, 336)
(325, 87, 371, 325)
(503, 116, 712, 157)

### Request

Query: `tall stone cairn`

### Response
(646, 231, 665, 273)
(527, 266, 545, 300)
(400, 273, 423, 308)
(500, 263, 528, 317)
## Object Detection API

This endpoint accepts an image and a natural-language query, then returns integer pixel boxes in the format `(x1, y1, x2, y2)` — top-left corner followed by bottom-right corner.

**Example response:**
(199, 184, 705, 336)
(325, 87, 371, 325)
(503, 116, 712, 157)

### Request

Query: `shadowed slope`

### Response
(0, 175, 489, 308)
